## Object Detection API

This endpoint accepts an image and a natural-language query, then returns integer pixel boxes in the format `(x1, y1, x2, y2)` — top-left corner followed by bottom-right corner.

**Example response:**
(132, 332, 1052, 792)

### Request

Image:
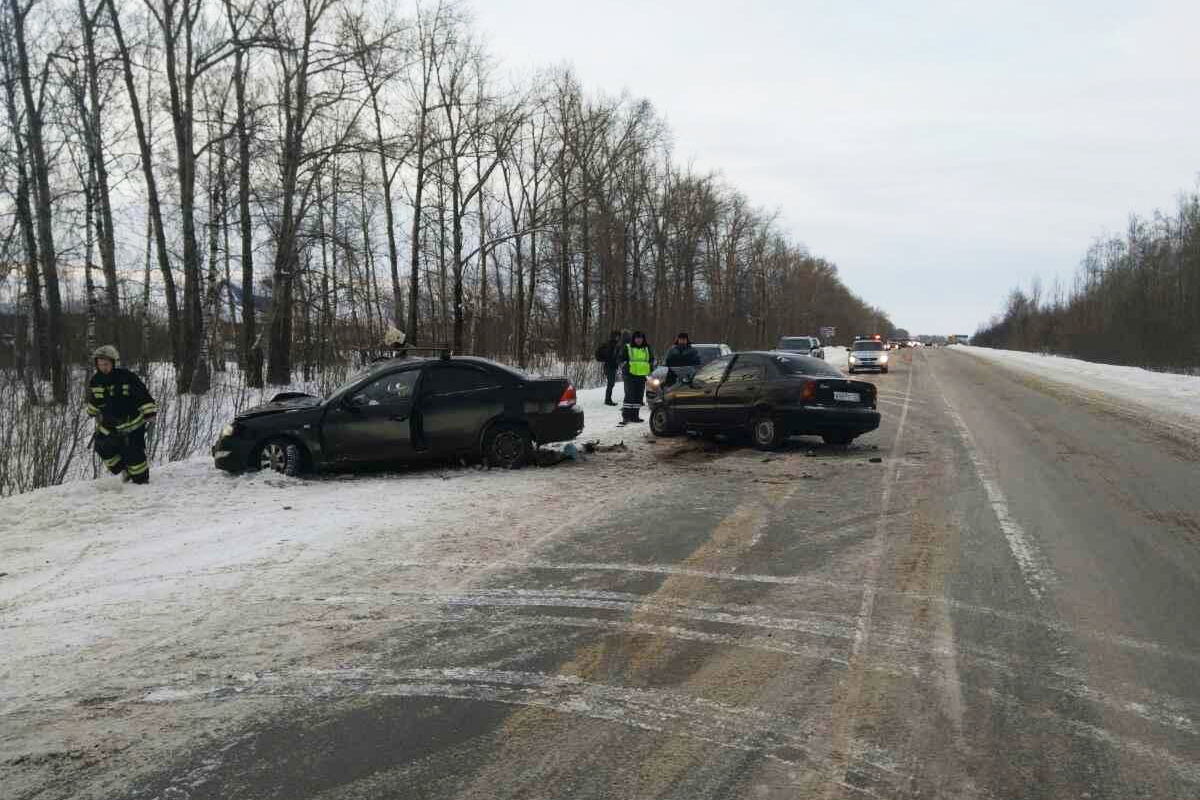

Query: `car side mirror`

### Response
(345, 394, 368, 409)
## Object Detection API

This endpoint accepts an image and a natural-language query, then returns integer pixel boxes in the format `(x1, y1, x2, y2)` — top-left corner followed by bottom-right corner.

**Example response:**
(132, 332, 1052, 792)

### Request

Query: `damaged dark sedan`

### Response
(648, 351, 880, 448)
(212, 355, 583, 475)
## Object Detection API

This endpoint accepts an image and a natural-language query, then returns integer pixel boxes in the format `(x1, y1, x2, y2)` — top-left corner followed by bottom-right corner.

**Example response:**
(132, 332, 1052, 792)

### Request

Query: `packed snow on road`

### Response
(0, 385, 643, 784)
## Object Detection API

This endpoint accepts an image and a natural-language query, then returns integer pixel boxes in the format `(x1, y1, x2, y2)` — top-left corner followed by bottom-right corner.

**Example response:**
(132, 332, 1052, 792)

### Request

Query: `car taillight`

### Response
(557, 384, 577, 408)
(800, 380, 817, 401)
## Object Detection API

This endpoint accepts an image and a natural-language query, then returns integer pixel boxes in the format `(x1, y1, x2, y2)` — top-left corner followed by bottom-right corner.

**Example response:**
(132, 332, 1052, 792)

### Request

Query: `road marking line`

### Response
(926, 353, 1055, 601)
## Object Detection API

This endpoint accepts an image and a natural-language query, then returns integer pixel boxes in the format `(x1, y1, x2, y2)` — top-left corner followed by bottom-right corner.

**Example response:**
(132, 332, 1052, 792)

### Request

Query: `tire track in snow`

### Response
(371, 558, 1199, 663)
(823, 356, 917, 797)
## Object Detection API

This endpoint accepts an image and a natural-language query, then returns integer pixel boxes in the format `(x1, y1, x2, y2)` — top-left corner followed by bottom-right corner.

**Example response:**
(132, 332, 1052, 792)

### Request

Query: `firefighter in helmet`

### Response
(85, 346, 158, 484)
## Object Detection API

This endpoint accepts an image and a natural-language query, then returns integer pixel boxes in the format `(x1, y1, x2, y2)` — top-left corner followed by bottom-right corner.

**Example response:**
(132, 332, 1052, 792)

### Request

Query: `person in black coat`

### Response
(85, 345, 157, 484)
(664, 332, 702, 368)
(595, 329, 623, 406)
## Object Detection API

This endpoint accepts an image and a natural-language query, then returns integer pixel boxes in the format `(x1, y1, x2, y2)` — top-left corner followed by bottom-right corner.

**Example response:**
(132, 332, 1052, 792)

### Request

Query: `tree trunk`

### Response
(9, 0, 66, 402)
(159, 0, 203, 393)
(0, 22, 46, 380)
(232, 48, 262, 386)
(107, 0, 182, 372)
(78, 0, 119, 342)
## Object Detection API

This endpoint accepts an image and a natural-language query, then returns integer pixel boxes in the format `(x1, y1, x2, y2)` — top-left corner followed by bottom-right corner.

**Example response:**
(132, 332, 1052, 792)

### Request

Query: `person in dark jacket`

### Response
(618, 330, 655, 424)
(86, 345, 157, 484)
(664, 332, 702, 368)
(595, 329, 622, 406)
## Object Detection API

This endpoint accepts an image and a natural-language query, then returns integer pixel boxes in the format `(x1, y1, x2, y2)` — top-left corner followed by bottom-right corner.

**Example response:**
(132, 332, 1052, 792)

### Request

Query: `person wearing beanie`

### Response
(664, 332, 701, 368)
(85, 345, 157, 484)
(617, 330, 654, 424)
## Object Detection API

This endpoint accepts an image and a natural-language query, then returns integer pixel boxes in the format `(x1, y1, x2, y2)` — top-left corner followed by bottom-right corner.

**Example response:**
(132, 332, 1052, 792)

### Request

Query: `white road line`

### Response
(926, 352, 1055, 601)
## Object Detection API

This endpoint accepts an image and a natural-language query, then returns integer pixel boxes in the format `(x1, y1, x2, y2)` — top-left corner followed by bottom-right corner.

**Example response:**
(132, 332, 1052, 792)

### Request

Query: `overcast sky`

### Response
(472, 0, 1200, 335)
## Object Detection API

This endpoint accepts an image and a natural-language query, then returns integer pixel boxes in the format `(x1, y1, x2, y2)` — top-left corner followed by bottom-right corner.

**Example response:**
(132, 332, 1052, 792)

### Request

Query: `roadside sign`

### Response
(819, 326, 835, 340)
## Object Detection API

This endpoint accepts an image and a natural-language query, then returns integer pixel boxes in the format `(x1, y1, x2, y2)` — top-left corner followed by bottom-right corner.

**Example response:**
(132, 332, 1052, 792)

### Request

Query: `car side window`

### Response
(423, 365, 502, 395)
(726, 355, 765, 383)
(692, 356, 732, 385)
(354, 370, 419, 406)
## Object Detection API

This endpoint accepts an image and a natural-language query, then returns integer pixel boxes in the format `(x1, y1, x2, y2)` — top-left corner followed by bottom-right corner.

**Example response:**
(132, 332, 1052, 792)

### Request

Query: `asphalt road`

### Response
(14, 348, 1200, 799)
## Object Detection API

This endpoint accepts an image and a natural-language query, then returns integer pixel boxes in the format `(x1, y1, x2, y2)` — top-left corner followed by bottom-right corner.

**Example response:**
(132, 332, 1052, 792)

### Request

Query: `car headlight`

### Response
(648, 377, 661, 389)
(879, 354, 889, 363)
(221, 423, 235, 438)
(848, 356, 857, 363)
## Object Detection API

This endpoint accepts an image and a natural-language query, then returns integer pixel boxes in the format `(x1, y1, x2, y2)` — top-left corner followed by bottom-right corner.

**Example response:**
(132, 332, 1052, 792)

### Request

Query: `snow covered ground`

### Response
(0, 383, 645, 786)
(824, 345, 849, 371)
(955, 345, 1200, 432)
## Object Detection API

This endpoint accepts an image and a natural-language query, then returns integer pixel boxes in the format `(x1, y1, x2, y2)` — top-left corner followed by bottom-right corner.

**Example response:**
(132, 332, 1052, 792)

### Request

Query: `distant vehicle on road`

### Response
(646, 343, 733, 405)
(648, 351, 880, 449)
(848, 339, 890, 374)
(212, 355, 583, 475)
(777, 335, 825, 359)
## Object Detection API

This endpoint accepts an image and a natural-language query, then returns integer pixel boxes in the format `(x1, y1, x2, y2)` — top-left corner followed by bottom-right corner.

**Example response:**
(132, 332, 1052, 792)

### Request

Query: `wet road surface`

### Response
(9, 348, 1200, 799)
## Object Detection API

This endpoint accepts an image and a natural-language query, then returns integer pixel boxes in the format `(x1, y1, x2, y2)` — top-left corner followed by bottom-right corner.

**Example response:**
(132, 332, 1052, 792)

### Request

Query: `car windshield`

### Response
(693, 345, 721, 363)
(771, 353, 841, 377)
(854, 340, 884, 351)
(779, 337, 813, 350)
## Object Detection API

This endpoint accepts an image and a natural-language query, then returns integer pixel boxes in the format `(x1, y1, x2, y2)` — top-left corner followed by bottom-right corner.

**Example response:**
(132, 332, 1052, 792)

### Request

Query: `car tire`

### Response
(822, 431, 855, 447)
(484, 423, 532, 469)
(881, 367, 889, 374)
(258, 438, 303, 476)
(750, 413, 785, 451)
(649, 406, 680, 437)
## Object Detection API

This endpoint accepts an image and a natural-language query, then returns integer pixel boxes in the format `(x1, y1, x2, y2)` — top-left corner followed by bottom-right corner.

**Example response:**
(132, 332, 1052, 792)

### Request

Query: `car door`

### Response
(322, 368, 420, 464)
(417, 364, 506, 455)
(715, 355, 766, 426)
(671, 355, 732, 428)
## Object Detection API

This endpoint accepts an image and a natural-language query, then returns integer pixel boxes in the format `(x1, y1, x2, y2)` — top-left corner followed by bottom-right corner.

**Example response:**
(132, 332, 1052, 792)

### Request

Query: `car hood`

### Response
(236, 394, 323, 420)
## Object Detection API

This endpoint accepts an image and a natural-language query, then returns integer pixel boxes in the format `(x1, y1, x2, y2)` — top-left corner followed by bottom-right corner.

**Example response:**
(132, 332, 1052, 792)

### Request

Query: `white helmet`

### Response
(91, 344, 120, 363)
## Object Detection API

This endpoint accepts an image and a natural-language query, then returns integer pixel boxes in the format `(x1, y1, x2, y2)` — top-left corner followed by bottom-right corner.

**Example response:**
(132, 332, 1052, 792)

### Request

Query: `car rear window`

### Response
(854, 341, 884, 351)
(770, 354, 841, 377)
(779, 337, 814, 350)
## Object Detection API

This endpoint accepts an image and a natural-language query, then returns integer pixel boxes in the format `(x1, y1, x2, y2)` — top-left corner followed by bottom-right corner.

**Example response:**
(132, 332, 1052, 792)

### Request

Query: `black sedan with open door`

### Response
(648, 351, 880, 449)
(211, 355, 583, 475)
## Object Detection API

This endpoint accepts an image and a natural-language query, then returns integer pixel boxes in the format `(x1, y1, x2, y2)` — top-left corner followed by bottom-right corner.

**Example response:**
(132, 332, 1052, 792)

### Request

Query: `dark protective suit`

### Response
(86, 367, 157, 483)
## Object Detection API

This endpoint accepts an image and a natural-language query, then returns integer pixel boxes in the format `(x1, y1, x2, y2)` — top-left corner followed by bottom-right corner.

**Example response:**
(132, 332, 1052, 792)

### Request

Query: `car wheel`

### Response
(881, 367, 889, 374)
(484, 423, 532, 469)
(258, 438, 303, 476)
(649, 406, 680, 437)
(750, 413, 785, 450)
(822, 431, 855, 446)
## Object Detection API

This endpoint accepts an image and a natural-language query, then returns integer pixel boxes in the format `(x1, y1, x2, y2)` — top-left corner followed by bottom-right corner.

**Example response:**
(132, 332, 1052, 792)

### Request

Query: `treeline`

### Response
(974, 187, 1200, 369)
(1, 0, 890, 404)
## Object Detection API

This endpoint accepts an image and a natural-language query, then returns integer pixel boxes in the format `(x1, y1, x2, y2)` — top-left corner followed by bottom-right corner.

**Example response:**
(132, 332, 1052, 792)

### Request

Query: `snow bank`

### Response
(956, 346, 1200, 430)
(824, 346, 849, 371)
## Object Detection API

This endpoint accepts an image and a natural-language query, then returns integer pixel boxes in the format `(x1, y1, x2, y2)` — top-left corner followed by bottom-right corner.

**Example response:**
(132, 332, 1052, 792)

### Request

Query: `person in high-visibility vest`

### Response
(618, 330, 655, 424)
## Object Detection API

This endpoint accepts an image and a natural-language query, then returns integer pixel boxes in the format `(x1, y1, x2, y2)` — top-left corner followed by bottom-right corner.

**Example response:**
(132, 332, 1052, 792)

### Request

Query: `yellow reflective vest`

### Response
(626, 345, 652, 377)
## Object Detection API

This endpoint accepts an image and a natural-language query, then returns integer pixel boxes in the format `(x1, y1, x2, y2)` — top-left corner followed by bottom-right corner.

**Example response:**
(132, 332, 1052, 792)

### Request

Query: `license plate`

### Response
(833, 391, 860, 403)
